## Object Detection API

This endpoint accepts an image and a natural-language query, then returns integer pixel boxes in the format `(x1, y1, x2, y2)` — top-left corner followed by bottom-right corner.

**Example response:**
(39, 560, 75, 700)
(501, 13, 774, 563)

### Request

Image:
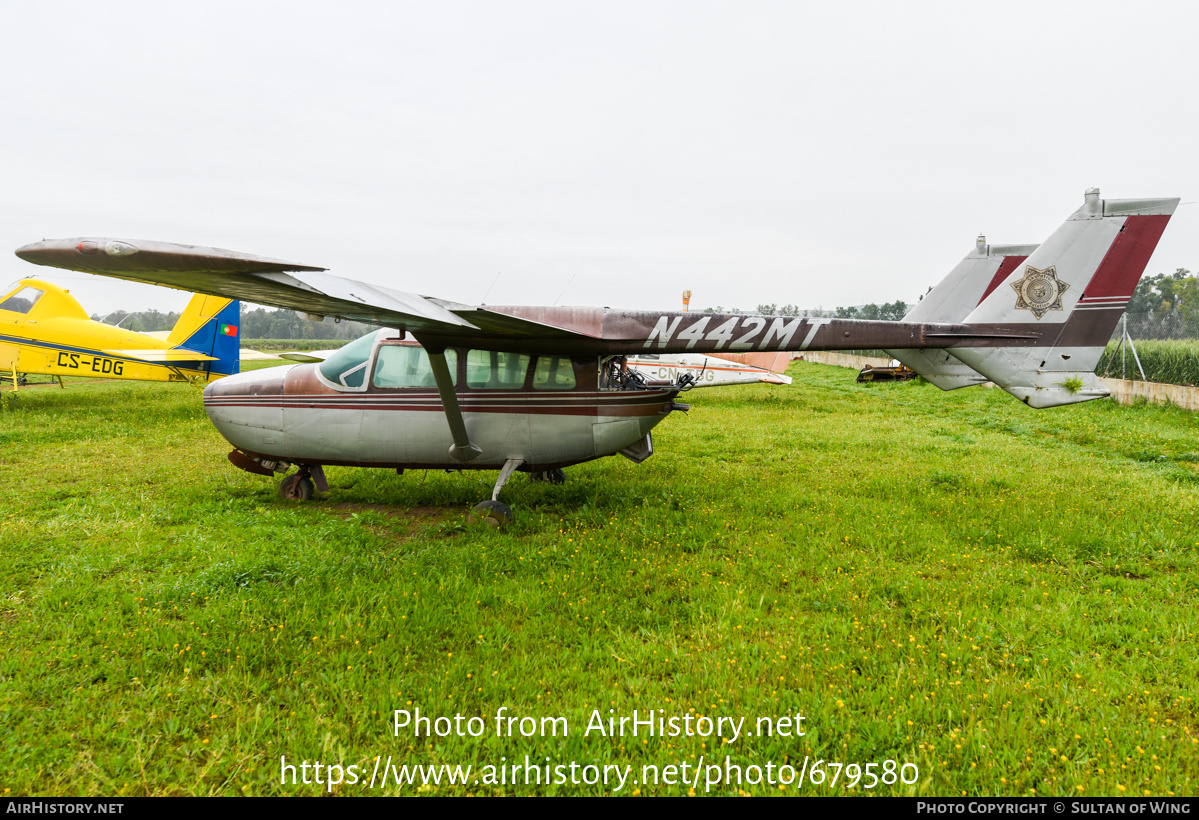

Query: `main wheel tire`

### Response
(278, 473, 315, 501)
(471, 500, 514, 528)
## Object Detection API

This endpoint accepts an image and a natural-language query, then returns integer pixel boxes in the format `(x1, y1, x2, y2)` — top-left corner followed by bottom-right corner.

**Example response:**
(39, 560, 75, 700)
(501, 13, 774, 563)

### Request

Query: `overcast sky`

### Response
(1, 1, 1196, 318)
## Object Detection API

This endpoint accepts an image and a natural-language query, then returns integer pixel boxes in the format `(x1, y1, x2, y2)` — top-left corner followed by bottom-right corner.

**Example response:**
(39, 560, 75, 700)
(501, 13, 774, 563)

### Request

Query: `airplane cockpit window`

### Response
(318, 328, 396, 389)
(372, 345, 456, 389)
(466, 350, 530, 389)
(0, 285, 45, 315)
(532, 355, 581, 390)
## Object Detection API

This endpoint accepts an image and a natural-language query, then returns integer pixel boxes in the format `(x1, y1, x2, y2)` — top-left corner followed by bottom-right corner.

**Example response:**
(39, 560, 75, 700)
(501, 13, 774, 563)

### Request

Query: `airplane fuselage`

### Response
(2, 322, 198, 383)
(206, 335, 676, 471)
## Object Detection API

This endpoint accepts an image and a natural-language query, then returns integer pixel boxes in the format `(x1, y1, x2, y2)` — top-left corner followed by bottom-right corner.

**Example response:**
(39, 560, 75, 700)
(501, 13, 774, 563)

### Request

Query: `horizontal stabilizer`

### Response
(279, 350, 337, 363)
(886, 237, 1036, 391)
(102, 348, 219, 362)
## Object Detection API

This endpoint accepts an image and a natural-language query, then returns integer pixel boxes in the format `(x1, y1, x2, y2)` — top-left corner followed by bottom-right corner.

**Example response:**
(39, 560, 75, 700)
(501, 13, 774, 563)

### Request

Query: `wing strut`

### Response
(423, 344, 482, 463)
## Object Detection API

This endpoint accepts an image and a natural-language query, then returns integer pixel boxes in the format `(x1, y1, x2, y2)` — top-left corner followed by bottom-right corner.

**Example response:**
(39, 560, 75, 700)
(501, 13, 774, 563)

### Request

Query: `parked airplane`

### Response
(0, 273, 240, 389)
(625, 352, 792, 386)
(14, 190, 1177, 523)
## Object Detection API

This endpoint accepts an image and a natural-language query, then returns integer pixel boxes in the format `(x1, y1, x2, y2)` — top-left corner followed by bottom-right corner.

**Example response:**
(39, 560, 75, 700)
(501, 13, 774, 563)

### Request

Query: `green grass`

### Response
(1, 363, 1197, 796)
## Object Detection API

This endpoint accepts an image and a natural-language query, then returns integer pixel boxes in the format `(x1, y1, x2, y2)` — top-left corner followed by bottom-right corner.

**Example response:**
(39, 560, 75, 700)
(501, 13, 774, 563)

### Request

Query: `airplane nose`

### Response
(204, 365, 291, 450)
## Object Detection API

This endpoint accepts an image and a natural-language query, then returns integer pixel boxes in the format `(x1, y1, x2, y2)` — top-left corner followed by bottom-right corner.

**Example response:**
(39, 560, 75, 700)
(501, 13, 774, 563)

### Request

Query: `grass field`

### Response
(1, 362, 1197, 797)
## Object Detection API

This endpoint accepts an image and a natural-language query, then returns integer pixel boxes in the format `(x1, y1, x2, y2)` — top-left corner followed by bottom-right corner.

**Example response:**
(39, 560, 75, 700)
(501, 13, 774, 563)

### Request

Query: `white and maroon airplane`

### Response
(15, 189, 1177, 524)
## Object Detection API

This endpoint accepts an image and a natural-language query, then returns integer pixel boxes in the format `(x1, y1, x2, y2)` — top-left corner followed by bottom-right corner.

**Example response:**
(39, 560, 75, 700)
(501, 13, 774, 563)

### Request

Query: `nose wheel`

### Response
(279, 473, 315, 501)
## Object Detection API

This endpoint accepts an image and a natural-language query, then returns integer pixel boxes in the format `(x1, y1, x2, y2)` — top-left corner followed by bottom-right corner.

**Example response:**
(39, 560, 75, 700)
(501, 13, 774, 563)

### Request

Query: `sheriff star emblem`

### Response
(1010, 265, 1070, 320)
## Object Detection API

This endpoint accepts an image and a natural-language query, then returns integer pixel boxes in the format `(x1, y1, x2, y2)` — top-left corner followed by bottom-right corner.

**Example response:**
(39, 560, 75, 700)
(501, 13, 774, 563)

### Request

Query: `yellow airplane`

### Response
(0, 277, 240, 389)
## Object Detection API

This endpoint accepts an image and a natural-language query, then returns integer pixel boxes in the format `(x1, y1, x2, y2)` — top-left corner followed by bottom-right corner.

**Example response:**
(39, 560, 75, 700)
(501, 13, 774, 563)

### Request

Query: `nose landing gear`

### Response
(277, 465, 327, 502)
(278, 473, 315, 501)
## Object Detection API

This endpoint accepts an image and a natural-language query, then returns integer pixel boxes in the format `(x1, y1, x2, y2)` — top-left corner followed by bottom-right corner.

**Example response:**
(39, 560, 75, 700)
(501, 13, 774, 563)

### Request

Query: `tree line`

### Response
(708, 269, 1199, 338)
(89, 306, 377, 340)
(704, 300, 910, 321)
(1124, 269, 1199, 339)
(91, 268, 1199, 341)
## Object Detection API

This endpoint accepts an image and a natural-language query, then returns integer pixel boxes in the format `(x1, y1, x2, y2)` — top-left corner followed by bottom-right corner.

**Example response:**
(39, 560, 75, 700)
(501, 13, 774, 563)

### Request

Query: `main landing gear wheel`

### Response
(472, 500, 514, 528)
(278, 473, 315, 501)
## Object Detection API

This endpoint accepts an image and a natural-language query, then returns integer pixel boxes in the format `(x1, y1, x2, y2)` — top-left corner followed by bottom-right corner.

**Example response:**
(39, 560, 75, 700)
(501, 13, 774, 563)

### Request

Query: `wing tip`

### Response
(14, 238, 326, 274)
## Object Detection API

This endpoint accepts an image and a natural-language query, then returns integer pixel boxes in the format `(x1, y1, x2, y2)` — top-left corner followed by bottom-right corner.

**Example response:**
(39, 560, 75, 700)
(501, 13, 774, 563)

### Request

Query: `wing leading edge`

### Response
(15, 238, 514, 339)
(14, 236, 1032, 357)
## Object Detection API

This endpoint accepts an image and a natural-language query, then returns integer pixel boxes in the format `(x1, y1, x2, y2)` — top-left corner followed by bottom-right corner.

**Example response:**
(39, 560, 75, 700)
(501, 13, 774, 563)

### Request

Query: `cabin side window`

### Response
(0, 285, 45, 315)
(372, 345, 457, 389)
(465, 350, 530, 389)
(532, 355, 582, 390)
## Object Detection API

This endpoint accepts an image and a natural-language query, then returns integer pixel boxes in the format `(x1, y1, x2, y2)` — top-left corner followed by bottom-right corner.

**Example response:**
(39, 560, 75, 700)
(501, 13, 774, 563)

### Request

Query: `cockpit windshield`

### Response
(317, 328, 397, 389)
(0, 284, 45, 315)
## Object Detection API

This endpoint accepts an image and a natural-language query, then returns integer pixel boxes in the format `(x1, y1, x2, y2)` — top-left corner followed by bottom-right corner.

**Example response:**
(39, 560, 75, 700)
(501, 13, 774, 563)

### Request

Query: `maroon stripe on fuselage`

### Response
(204, 390, 675, 417)
(977, 256, 1028, 305)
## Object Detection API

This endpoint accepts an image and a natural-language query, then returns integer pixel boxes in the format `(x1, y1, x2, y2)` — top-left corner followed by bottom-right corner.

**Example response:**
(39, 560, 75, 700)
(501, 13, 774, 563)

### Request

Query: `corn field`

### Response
(1097, 338, 1199, 386)
(850, 341, 1199, 388)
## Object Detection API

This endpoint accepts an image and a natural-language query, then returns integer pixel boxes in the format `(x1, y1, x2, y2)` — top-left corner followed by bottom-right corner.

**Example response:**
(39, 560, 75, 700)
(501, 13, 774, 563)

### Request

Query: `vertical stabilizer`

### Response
(168, 294, 241, 377)
(952, 189, 1178, 408)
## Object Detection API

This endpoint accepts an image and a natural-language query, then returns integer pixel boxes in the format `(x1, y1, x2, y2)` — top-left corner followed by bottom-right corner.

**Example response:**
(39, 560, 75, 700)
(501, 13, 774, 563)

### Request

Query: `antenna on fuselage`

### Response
(552, 274, 576, 307)
(480, 272, 501, 306)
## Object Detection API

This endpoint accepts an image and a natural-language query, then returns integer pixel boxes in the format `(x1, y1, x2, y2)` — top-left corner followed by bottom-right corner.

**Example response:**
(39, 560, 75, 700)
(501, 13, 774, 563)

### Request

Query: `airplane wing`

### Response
(101, 348, 218, 362)
(15, 238, 521, 338)
(15, 237, 1034, 356)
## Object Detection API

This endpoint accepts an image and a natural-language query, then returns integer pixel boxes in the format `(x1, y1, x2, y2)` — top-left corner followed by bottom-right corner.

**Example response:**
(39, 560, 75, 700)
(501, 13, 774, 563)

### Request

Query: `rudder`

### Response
(168, 294, 241, 378)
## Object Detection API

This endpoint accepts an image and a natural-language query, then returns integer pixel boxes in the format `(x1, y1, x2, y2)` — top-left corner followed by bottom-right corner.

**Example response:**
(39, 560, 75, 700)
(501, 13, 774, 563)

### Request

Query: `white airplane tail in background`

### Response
(952, 189, 1179, 408)
(886, 237, 1038, 390)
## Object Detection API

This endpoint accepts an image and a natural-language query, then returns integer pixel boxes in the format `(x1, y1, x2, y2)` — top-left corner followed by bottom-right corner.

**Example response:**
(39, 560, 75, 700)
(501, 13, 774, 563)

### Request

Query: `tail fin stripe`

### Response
(977, 255, 1029, 305)
(1081, 215, 1171, 299)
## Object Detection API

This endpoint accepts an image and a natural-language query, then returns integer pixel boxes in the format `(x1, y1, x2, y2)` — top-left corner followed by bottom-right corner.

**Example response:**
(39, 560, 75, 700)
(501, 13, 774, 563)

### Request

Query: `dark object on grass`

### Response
(857, 364, 916, 383)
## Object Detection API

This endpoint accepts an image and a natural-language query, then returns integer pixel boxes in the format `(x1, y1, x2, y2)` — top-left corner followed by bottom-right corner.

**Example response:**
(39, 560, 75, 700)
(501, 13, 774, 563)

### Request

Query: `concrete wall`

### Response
(1097, 377, 1199, 412)
(794, 351, 892, 369)
(795, 352, 1199, 412)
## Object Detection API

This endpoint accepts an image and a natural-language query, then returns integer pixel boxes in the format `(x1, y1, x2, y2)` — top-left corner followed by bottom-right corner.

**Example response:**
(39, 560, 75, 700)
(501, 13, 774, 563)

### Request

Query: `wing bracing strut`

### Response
(423, 344, 482, 463)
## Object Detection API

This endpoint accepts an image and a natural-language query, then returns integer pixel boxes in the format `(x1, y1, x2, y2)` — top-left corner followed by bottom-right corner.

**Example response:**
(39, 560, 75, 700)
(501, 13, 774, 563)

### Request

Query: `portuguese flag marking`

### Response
(219, 323, 238, 337)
